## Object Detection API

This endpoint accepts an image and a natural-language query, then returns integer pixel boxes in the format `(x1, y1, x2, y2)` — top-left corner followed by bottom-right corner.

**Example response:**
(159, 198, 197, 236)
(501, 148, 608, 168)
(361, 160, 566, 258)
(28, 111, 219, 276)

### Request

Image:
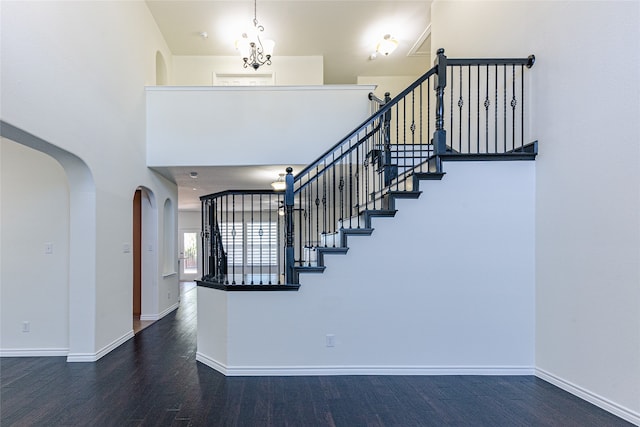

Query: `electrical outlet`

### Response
(326, 334, 335, 347)
(44, 243, 53, 254)
(123, 243, 131, 253)
(22, 321, 30, 333)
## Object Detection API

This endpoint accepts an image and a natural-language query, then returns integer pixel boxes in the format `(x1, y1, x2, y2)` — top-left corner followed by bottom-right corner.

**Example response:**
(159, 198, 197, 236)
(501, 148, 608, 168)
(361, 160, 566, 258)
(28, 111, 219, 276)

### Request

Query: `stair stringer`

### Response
(197, 160, 536, 376)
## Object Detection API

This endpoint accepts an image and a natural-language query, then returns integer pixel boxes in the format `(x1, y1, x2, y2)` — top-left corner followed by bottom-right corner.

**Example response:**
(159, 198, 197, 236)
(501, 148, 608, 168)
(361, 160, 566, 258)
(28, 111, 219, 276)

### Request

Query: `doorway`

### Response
(133, 187, 158, 334)
(179, 229, 201, 282)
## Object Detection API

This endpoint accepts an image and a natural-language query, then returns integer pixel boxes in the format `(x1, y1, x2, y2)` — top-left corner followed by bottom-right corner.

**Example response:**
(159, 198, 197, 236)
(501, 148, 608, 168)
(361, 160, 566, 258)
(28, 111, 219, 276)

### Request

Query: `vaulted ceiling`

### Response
(145, 1, 432, 210)
(146, 0, 432, 84)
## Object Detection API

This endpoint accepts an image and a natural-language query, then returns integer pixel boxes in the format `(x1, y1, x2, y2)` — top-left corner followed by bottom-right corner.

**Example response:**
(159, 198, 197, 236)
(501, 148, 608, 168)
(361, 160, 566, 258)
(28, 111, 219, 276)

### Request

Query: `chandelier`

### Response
(236, 0, 275, 70)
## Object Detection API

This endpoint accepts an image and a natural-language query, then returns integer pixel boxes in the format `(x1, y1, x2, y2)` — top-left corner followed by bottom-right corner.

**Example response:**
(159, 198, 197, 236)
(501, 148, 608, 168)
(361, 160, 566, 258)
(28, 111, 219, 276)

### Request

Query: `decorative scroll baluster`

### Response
(322, 162, 327, 243)
(458, 66, 463, 153)
(503, 65, 507, 153)
(511, 64, 517, 152)
(450, 66, 454, 153)
(315, 167, 320, 251)
(485, 65, 490, 153)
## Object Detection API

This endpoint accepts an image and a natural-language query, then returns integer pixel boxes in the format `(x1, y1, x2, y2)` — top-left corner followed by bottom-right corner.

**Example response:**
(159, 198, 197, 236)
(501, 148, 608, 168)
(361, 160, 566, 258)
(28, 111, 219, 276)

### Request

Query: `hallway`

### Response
(0, 285, 631, 426)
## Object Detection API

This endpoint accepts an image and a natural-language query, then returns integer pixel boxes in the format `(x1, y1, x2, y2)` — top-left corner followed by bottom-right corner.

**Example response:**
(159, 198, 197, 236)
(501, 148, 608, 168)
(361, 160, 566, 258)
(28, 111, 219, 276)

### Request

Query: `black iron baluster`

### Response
(259, 194, 263, 284)
(503, 65, 507, 153)
(355, 137, 361, 228)
(278, 193, 283, 284)
(304, 186, 313, 266)
(268, 193, 272, 284)
(224, 195, 229, 284)
(297, 190, 302, 266)
(322, 161, 327, 244)
(458, 66, 463, 153)
(511, 64, 517, 152)
(450, 66, 454, 152)
(427, 77, 431, 163)
(521, 64, 525, 150)
(250, 194, 254, 284)
(419, 81, 424, 168)
(339, 150, 344, 228)
(241, 194, 245, 284)
(467, 64, 471, 154)
(477, 64, 480, 153)
(225, 194, 232, 285)
(395, 102, 400, 191)
(332, 153, 337, 241)
(485, 65, 489, 153)
(348, 138, 353, 228)
(364, 133, 370, 211)
(315, 165, 320, 251)
(495, 64, 498, 153)
(410, 89, 416, 188)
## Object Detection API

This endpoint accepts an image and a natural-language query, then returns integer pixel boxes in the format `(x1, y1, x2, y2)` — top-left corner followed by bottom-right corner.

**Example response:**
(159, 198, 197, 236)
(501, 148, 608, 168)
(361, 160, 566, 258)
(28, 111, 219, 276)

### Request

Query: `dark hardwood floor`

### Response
(1, 284, 632, 426)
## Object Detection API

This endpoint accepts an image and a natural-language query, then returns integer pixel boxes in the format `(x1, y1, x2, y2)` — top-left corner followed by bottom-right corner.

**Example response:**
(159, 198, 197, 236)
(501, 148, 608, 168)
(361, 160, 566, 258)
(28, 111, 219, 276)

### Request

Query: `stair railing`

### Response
(285, 48, 536, 276)
(201, 190, 286, 286)
(200, 48, 536, 287)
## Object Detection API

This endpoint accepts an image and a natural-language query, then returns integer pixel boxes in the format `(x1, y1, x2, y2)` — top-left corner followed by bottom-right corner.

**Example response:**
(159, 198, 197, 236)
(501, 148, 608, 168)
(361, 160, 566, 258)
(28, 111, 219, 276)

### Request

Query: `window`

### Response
(246, 221, 278, 265)
(219, 222, 243, 265)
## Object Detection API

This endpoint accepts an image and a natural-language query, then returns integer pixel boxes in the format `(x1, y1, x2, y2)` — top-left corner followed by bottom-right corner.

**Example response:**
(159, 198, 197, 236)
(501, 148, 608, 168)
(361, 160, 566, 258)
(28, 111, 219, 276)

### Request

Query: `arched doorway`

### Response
(133, 186, 158, 330)
(1, 121, 97, 361)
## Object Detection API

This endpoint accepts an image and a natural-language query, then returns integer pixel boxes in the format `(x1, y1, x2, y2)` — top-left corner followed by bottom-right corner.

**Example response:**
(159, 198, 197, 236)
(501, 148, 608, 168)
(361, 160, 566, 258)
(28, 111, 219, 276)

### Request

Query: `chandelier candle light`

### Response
(236, 0, 275, 70)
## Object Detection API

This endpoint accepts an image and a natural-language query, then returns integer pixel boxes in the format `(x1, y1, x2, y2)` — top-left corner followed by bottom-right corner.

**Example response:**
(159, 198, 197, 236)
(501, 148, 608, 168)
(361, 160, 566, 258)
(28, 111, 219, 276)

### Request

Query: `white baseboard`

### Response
(195, 356, 534, 377)
(0, 348, 69, 357)
(66, 330, 134, 362)
(196, 352, 228, 375)
(140, 302, 179, 321)
(536, 368, 640, 426)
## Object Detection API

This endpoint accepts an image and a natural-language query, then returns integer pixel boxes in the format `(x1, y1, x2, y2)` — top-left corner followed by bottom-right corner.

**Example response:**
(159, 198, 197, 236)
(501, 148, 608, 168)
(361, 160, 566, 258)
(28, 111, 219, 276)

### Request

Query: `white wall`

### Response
(179, 210, 201, 230)
(146, 85, 376, 167)
(0, 139, 70, 355)
(173, 55, 323, 86)
(431, 1, 640, 423)
(197, 161, 536, 375)
(1, 1, 178, 359)
(357, 75, 422, 101)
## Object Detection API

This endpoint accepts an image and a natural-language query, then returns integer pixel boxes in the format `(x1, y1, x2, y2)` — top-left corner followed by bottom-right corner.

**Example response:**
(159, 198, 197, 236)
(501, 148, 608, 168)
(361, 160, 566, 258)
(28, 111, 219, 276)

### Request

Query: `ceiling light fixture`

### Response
(235, 0, 275, 70)
(376, 34, 398, 56)
(271, 173, 286, 191)
(189, 171, 198, 179)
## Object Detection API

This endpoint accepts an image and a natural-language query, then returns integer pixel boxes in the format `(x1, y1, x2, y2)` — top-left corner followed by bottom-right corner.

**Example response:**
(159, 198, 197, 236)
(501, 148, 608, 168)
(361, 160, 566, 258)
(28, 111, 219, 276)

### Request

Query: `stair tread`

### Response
(341, 227, 374, 235)
(413, 172, 445, 181)
(316, 247, 349, 253)
(363, 209, 397, 216)
(386, 191, 422, 198)
(294, 265, 326, 273)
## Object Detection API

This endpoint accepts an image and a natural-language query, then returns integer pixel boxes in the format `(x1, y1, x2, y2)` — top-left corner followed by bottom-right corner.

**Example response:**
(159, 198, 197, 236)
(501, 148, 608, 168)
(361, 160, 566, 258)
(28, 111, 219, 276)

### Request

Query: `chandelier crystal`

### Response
(236, 0, 275, 70)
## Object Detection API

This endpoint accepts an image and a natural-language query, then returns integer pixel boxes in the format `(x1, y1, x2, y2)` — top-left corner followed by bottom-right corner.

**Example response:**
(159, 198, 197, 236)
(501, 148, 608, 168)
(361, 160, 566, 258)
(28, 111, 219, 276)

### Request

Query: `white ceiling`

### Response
(155, 165, 307, 211)
(145, 0, 432, 210)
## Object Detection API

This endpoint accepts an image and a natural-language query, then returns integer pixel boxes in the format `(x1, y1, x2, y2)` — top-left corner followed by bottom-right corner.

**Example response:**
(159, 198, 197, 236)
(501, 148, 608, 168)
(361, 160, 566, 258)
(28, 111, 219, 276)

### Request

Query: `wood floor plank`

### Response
(1, 284, 633, 426)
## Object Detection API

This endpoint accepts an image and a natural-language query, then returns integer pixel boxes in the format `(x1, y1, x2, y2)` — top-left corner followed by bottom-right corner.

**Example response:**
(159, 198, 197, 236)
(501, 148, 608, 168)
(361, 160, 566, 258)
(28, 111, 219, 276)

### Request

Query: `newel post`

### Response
(284, 167, 295, 284)
(433, 48, 447, 167)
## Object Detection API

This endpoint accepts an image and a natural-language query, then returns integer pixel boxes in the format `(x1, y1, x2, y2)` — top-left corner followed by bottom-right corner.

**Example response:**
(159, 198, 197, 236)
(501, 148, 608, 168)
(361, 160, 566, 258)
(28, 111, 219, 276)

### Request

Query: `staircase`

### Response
(197, 49, 537, 291)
